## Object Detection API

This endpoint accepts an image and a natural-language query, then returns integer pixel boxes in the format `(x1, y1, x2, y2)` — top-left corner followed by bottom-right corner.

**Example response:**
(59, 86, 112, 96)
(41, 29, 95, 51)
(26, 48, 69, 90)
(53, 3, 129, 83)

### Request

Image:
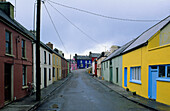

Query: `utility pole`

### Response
(36, 0, 41, 101)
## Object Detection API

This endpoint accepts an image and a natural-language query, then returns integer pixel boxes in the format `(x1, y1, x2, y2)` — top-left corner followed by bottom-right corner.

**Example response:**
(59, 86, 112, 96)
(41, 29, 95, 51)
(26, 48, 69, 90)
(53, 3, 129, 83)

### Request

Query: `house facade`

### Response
(33, 42, 53, 89)
(122, 16, 170, 105)
(70, 58, 77, 71)
(0, 2, 34, 108)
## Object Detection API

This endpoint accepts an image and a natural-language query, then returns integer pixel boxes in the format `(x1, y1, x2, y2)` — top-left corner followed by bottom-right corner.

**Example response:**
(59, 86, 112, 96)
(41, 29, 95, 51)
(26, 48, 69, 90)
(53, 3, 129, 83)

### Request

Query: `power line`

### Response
(43, 2, 68, 53)
(48, 0, 160, 22)
(47, 1, 105, 48)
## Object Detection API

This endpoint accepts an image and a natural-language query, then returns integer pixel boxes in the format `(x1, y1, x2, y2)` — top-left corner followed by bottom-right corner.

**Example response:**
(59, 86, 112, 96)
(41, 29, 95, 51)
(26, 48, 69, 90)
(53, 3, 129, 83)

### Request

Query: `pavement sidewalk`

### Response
(1, 73, 72, 111)
(90, 74, 170, 111)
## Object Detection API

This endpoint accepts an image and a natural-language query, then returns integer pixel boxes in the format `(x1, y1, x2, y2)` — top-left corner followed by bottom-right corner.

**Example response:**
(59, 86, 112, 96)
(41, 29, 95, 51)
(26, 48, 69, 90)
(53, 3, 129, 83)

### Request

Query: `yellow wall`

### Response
(52, 53, 61, 82)
(122, 23, 170, 105)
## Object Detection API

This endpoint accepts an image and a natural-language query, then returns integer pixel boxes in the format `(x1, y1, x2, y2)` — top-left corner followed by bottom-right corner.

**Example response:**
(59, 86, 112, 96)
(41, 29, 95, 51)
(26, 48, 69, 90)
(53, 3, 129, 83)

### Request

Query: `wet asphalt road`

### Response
(36, 69, 151, 111)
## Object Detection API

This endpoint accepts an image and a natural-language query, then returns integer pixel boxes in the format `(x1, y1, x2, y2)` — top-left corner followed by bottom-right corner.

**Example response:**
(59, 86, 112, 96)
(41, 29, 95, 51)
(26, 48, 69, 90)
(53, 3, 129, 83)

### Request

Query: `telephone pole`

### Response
(36, 0, 41, 101)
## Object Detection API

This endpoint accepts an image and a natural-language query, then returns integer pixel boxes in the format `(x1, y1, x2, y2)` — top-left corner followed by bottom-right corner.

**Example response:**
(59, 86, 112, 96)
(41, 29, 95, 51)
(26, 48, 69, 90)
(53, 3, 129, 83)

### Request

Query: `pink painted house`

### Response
(70, 58, 77, 71)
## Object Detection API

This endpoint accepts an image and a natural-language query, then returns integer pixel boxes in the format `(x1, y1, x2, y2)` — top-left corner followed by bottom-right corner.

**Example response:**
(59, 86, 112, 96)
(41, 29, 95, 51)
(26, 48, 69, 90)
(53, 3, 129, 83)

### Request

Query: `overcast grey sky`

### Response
(8, 0, 170, 59)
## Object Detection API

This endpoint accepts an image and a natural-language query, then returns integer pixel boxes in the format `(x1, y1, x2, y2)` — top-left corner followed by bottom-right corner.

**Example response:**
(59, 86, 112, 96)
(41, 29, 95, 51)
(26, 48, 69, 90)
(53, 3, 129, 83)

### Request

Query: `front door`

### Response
(149, 66, 158, 100)
(110, 67, 113, 82)
(4, 63, 11, 102)
(44, 68, 47, 88)
(124, 67, 127, 87)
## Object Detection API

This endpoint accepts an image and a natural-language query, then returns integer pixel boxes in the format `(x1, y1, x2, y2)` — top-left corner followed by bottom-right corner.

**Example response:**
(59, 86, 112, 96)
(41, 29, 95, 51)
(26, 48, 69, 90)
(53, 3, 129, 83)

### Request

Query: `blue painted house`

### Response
(74, 55, 92, 69)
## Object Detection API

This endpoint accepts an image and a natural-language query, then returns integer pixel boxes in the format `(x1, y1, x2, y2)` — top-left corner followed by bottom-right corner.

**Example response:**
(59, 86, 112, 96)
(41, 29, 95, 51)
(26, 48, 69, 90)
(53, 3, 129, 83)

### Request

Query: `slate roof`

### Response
(123, 16, 170, 53)
(90, 53, 100, 58)
(103, 38, 137, 62)
(0, 9, 35, 40)
(76, 56, 91, 60)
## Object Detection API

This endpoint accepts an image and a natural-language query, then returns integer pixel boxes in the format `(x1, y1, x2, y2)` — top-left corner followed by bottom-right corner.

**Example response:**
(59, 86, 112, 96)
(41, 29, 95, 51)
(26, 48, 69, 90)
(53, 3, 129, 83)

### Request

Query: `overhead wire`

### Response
(47, 1, 105, 48)
(43, 2, 68, 53)
(48, 0, 161, 22)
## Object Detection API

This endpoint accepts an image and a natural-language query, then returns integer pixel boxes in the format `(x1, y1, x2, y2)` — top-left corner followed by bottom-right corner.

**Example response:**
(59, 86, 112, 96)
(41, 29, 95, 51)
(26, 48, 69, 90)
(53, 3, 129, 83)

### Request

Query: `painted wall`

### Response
(77, 59, 92, 69)
(102, 61, 110, 81)
(122, 23, 170, 105)
(97, 57, 106, 77)
(33, 44, 53, 89)
(0, 21, 33, 108)
(52, 53, 61, 82)
(111, 56, 122, 86)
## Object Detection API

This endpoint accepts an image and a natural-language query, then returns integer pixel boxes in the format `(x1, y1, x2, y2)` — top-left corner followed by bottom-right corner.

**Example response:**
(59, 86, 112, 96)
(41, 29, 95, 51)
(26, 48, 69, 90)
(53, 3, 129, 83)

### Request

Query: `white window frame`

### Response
(130, 66, 141, 84)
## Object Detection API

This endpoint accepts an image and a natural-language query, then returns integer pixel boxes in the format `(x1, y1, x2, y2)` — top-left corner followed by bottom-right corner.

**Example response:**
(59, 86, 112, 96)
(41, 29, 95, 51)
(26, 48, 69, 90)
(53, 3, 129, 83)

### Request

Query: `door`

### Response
(149, 66, 158, 100)
(44, 68, 47, 88)
(110, 67, 113, 82)
(124, 67, 127, 87)
(116, 68, 119, 83)
(4, 63, 11, 102)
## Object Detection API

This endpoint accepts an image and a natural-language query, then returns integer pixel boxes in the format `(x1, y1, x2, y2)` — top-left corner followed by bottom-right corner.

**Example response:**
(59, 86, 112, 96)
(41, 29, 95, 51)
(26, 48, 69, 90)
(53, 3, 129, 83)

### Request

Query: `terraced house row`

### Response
(101, 16, 170, 105)
(0, 2, 69, 108)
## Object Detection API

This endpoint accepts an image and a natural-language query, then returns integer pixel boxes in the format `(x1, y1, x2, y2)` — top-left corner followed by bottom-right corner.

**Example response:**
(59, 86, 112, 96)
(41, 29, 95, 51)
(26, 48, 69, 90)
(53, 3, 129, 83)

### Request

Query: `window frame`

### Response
(22, 65, 27, 86)
(21, 39, 26, 58)
(130, 66, 141, 84)
(49, 54, 51, 65)
(49, 68, 51, 80)
(157, 65, 170, 82)
(44, 51, 46, 64)
(5, 31, 12, 54)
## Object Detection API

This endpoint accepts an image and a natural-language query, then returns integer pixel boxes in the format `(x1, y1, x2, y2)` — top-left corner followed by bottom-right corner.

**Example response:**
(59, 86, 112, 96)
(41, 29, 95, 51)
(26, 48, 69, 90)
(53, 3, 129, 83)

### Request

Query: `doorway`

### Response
(4, 63, 12, 102)
(44, 68, 47, 88)
(149, 66, 158, 100)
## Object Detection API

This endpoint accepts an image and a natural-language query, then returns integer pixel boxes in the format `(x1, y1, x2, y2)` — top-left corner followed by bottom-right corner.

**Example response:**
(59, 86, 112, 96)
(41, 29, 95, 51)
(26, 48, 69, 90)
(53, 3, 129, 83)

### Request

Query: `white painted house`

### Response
(33, 42, 53, 89)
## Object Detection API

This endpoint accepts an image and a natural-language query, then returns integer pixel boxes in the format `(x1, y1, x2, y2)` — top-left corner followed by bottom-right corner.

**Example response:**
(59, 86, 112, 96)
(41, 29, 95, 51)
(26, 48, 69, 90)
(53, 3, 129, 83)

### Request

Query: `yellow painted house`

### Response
(122, 16, 170, 105)
(52, 51, 62, 82)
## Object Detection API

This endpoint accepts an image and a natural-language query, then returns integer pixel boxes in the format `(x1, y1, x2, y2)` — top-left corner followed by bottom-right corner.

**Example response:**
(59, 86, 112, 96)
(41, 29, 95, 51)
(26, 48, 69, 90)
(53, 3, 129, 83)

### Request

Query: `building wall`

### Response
(102, 61, 110, 81)
(97, 57, 106, 77)
(0, 21, 33, 108)
(52, 53, 61, 82)
(122, 24, 170, 105)
(33, 44, 53, 89)
(111, 56, 122, 86)
(77, 59, 92, 69)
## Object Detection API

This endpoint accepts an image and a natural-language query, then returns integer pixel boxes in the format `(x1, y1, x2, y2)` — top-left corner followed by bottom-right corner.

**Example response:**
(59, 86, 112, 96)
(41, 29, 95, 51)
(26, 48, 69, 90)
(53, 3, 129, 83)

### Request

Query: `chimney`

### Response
(0, 1, 14, 19)
(101, 52, 105, 57)
(46, 42, 53, 49)
(54, 48, 58, 53)
(62, 53, 64, 57)
(75, 54, 77, 62)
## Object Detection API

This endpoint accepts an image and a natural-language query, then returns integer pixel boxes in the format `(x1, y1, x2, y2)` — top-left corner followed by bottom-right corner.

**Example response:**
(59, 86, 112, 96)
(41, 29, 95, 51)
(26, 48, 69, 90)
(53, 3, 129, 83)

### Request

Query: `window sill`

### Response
(129, 80, 142, 85)
(5, 53, 15, 57)
(22, 57, 27, 60)
(22, 86, 28, 89)
(156, 78, 170, 82)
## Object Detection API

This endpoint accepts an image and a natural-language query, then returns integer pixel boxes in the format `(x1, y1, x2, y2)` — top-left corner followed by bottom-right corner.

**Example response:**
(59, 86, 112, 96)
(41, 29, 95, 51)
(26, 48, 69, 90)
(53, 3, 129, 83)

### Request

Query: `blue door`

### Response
(149, 66, 158, 99)
(124, 67, 127, 87)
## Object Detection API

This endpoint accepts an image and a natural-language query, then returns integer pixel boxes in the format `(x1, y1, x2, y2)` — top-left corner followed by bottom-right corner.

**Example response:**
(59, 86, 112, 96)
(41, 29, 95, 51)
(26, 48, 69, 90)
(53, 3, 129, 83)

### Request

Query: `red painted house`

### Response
(61, 53, 68, 79)
(0, 2, 34, 108)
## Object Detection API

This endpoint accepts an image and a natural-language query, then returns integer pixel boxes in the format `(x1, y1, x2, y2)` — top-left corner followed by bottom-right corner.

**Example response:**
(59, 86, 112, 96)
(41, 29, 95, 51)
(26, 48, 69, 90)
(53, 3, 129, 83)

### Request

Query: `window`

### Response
(130, 67, 141, 84)
(158, 65, 170, 78)
(53, 55, 55, 65)
(159, 66, 165, 77)
(49, 54, 51, 65)
(110, 60, 112, 65)
(49, 68, 51, 80)
(44, 51, 46, 64)
(80, 60, 82, 63)
(5, 31, 11, 54)
(85, 61, 87, 63)
(22, 40, 26, 57)
(22, 65, 26, 86)
(167, 66, 170, 77)
(53, 67, 55, 77)
(57, 57, 58, 65)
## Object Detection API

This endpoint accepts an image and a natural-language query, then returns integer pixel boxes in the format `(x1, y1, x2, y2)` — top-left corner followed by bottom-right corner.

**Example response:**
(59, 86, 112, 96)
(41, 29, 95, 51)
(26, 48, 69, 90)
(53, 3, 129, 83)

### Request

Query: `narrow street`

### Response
(36, 69, 151, 111)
